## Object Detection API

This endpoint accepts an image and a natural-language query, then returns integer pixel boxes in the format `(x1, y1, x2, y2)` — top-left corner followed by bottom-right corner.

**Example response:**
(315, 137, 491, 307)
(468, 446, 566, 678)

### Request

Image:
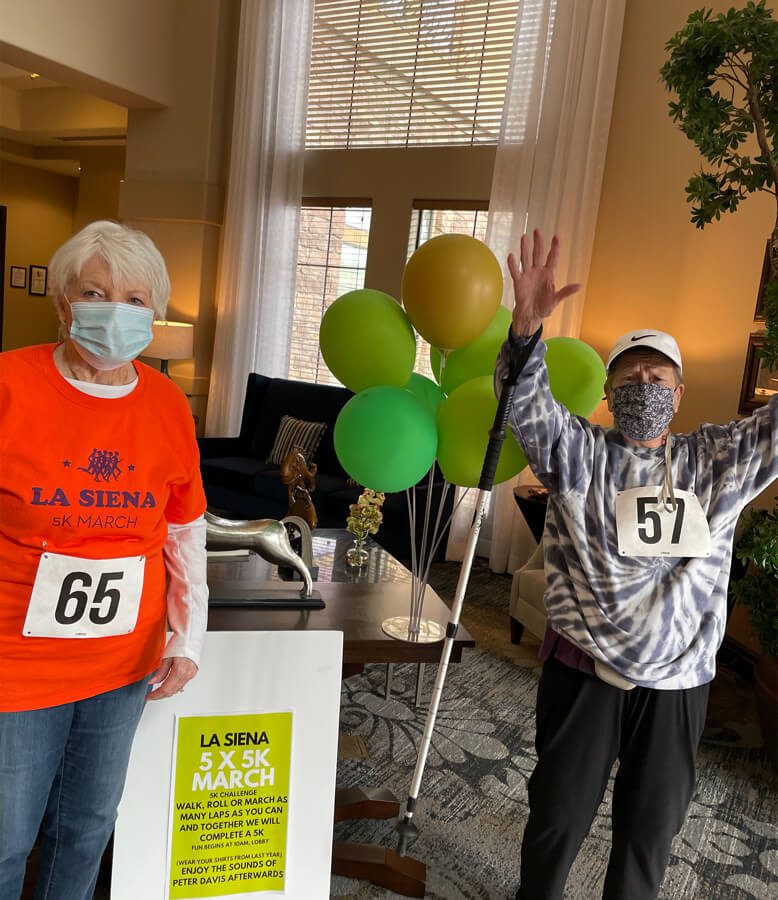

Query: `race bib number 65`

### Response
(24, 552, 145, 638)
(615, 488, 711, 558)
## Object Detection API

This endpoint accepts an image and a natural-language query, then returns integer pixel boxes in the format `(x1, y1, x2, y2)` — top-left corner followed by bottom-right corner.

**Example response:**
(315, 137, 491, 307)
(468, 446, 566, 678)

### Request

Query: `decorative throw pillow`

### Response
(266, 415, 327, 465)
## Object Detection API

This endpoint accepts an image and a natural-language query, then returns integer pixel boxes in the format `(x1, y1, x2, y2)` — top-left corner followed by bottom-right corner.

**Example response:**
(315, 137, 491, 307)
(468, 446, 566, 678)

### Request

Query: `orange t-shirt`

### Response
(0, 344, 207, 711)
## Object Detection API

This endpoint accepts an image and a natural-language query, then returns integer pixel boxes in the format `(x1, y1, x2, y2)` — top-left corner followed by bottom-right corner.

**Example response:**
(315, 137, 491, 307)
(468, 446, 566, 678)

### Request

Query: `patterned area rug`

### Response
(332, 558, 778, 899)
(332, 655, 778, 899)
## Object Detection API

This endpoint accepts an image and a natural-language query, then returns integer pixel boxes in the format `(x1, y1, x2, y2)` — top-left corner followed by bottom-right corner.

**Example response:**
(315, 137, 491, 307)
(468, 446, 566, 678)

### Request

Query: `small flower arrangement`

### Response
(346, 488, 385, 543)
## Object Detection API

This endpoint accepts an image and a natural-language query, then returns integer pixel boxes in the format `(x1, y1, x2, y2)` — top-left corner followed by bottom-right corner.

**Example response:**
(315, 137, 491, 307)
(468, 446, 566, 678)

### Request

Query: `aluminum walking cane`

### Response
(396, 326, 542, 854)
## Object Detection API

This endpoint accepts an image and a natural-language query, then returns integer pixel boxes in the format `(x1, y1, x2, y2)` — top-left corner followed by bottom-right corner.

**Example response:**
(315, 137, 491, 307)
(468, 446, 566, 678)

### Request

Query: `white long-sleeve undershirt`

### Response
(163, 515, 208, 665)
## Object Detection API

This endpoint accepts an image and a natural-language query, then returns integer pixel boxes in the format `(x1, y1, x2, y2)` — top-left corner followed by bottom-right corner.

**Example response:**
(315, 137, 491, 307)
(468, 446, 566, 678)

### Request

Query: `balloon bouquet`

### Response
(319, 233, 605, 642)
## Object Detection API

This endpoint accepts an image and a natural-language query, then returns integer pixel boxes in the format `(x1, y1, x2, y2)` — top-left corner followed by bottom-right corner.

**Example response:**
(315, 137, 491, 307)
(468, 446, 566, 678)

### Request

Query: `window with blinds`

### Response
(289, 202, 372, 384)
(307, 0, 521, 148)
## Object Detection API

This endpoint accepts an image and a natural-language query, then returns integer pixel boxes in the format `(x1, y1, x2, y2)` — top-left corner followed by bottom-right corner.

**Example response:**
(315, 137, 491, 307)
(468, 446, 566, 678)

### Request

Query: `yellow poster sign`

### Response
(168, 712, 292, 898)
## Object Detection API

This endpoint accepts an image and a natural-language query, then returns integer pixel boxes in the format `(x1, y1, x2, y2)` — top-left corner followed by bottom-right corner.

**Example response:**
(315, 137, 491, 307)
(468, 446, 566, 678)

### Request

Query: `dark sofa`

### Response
(197, 373, 452, 561)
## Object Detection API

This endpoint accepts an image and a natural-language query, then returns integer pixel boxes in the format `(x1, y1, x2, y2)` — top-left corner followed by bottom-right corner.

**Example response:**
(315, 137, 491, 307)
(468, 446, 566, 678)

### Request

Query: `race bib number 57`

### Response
(615, 488, 711, 558)
(24, 552, 145, 638)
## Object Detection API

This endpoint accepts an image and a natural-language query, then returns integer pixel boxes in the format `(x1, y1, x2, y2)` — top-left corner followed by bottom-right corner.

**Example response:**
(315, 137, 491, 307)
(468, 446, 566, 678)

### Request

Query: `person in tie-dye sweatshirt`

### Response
(499, 230, 777, 900)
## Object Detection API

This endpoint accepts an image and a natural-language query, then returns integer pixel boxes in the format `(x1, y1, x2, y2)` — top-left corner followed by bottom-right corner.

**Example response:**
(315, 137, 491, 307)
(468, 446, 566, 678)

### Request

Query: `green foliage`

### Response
(731, 501, 778, 659)
(660, 1, 778, 229)
(346, 488, 385, 541)
(761, 278, 778, 368)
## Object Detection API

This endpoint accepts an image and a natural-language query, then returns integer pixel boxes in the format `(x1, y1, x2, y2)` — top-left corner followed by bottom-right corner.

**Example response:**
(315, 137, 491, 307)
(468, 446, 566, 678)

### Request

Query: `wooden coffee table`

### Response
(206, 528, 475, 897)
(207, 528, 475, 668)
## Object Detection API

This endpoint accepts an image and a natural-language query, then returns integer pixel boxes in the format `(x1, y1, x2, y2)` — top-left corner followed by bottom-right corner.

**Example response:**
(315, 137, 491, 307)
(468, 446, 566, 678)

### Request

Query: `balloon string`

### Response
(404, 478, 473, 636)
(406, 488, 418, 631)
(420, 482, 471, 588)
(439, 349, 449, 383)
(415, 467, 435, 629)
(413, 485, 421, 630)
(403, 350, 451, 631)
(408, 487, 421, 634)
(418, 473, 444, 623)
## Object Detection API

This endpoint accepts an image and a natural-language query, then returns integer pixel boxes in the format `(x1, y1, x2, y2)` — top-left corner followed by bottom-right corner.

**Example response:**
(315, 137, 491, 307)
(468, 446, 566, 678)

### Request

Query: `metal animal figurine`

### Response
(279, 447, 318, 529)
(205, 511, 313, 598)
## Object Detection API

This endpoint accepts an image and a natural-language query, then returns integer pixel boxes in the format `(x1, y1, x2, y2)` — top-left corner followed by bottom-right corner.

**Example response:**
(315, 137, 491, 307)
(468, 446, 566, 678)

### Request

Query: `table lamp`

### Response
(146, 321, 194, 376)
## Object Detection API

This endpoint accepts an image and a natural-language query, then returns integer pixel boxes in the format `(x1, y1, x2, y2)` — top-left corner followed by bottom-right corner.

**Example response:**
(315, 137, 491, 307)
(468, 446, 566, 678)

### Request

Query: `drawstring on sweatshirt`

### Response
(658, 434, 676, 511)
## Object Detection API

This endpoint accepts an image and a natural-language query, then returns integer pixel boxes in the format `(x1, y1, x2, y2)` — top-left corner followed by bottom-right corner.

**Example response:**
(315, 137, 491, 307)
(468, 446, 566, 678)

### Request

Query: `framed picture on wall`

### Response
(738, 333, 777, 414)
(28, 265, 48, 296)
(754, 240, 770, 320)
(10, 266, 26, 289)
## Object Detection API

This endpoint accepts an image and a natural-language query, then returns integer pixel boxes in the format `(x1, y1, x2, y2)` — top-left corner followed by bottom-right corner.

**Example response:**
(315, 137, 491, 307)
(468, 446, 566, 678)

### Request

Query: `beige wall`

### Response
(583, 0, 775, 509)
(0, 160, 76, 349)
(14, 87, 127, 135)
(584, 0, 774, 434)
(74, 147, 125, 231)
(0, 0, 175, 107)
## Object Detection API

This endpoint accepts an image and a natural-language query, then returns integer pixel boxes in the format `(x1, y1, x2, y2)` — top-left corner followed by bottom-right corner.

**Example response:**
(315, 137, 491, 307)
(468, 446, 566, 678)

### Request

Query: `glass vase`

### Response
(346, 536, 369, 568)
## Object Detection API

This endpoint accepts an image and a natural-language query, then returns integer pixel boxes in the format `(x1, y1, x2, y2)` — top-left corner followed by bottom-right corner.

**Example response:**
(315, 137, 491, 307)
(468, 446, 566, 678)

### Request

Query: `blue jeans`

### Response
(0, 677, 148, 900)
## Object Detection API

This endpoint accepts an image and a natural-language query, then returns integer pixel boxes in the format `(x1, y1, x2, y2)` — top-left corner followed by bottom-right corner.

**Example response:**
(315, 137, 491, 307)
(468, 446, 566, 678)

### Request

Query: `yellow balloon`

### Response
(402, 234, 503, 351)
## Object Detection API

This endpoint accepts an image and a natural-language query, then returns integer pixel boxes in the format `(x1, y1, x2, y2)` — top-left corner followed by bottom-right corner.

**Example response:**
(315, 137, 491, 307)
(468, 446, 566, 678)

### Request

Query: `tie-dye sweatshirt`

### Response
(497, 334, 778, 690)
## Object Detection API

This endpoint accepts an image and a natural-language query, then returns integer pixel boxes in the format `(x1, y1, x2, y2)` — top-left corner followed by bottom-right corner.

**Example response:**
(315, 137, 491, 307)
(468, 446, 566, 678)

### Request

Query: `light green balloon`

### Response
(436, 376, 527, 488)
(437, 305, 512, 395)
(545, 337, 607, 418)
(334, 386, 438, 493)
(319, 289, 416, 393)
(404, 372, 445, 414)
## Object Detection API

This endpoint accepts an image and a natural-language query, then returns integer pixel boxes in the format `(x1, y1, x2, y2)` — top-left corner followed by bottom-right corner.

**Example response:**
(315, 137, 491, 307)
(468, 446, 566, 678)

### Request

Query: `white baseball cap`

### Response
(606, 329, 683, 373)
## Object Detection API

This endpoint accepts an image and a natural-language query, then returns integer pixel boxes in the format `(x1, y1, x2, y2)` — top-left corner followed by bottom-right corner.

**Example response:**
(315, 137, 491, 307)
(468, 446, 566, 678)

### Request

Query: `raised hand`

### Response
(507, 229, 581, 336)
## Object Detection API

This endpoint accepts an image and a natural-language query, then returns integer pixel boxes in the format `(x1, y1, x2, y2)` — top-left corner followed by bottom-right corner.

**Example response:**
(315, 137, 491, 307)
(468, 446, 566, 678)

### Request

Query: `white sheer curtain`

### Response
(446, 0, 626, 569)
(206, 0, 314, 436)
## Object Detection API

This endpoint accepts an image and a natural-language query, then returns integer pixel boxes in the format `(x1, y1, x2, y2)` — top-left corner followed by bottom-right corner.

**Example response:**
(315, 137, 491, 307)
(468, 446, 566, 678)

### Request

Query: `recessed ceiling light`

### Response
(29, 73, 40, 79)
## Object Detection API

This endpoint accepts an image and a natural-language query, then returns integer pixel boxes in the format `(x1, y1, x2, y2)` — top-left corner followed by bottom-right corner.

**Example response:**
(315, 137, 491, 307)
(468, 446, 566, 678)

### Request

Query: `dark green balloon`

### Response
(545, 337, 607, 418)
(334, 386, 438, 493)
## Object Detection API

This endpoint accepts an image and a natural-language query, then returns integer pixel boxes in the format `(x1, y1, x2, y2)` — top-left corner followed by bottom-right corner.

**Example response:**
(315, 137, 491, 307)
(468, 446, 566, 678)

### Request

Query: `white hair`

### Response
(48, 220, 170, 319)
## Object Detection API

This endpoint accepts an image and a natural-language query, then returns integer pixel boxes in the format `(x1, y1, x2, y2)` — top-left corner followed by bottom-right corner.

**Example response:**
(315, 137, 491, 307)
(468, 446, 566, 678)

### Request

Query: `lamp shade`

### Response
(146, 321, 194, 360)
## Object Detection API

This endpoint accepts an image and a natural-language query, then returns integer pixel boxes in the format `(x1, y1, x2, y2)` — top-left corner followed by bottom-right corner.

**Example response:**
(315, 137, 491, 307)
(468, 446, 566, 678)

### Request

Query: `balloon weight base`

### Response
(381, 616, 444, 643)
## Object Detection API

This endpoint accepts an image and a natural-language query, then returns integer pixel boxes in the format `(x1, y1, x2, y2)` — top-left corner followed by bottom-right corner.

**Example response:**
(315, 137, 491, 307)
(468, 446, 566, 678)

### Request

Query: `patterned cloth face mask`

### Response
(69, 301, 154, 371)
(611, 382, 675, 441)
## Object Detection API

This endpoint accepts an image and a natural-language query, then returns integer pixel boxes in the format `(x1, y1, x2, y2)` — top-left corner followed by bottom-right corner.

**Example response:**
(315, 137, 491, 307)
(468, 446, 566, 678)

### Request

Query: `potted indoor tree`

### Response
(660, 1, 778, 367)
(730, 501, 778, 768)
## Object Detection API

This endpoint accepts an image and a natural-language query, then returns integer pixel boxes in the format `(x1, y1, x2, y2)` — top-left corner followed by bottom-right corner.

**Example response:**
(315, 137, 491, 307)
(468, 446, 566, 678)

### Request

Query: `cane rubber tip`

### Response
(395, 817, 419, 856)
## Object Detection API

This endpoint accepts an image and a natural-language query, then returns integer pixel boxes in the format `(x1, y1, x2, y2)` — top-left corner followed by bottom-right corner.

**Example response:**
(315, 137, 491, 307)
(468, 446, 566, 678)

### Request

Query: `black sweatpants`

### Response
(516, 656, 710, 900)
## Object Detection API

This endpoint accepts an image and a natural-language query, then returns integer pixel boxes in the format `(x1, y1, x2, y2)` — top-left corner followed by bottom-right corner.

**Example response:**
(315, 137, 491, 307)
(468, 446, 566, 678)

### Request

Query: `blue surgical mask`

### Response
(69, 301, 154, 371)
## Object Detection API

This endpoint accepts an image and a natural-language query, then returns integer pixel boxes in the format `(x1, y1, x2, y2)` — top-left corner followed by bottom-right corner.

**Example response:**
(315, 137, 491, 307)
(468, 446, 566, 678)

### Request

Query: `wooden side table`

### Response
(513, 485, 549, 543)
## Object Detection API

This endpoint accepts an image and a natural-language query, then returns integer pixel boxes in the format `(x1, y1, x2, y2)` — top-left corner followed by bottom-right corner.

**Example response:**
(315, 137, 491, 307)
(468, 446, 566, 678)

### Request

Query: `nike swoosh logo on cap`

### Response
(630, 334, 656, 341)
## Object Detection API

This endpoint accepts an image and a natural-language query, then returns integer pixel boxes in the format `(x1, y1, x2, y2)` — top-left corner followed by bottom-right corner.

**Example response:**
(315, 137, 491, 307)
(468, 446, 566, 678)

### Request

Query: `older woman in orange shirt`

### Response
(0, 220, 208, 899)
